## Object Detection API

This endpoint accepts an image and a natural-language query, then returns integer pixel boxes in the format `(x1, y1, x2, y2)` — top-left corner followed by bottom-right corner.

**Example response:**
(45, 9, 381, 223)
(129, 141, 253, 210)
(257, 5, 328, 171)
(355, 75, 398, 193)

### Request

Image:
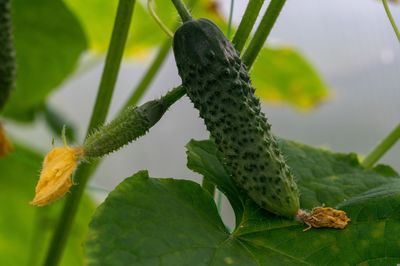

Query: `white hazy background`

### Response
(7, 0, 400, 226)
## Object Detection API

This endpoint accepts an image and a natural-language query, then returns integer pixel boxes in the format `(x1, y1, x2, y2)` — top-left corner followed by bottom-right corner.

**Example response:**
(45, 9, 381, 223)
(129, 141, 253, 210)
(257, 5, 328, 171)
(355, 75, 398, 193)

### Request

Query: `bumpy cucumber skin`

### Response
(84, 100, 167, 158)
(0, 0, 15, 110)
(173, 19, 299, 217)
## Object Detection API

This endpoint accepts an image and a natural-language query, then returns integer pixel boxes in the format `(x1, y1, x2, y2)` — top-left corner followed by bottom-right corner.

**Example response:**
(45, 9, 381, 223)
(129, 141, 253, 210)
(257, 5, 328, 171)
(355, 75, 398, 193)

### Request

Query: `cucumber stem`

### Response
(232, 0, 265, 53)
(43, 1, 136, 265)
(382, 0, 400, 42)
(362, 123, 400, 168)
(171, 0, 192, 22)
(162, 85, 186, 106)
(242, 0, 286, 68)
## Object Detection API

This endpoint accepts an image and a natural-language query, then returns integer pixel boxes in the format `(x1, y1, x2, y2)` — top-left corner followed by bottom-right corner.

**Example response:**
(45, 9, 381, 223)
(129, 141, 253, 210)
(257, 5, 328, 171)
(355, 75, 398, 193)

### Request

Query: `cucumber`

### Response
(84, 86, 185, 158)
(84, 100, 167, 158)
(0, 0, 15, 110)
(173, 18, 300, 217)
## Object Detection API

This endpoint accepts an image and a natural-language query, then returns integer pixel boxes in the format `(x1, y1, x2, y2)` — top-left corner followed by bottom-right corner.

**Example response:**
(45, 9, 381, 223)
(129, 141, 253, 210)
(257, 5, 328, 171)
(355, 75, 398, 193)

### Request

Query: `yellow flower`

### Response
(0, 123, 13, 158)
(30, 146, 83, 206)
(297, 207, 351, 231)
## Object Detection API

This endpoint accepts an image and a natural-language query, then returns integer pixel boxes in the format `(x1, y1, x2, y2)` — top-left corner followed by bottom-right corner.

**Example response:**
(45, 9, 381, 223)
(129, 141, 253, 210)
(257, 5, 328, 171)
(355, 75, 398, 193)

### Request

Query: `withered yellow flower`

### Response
(30, 146, 83, 206)
(297, 207, 351, 231)
(0, 123, 13, 158)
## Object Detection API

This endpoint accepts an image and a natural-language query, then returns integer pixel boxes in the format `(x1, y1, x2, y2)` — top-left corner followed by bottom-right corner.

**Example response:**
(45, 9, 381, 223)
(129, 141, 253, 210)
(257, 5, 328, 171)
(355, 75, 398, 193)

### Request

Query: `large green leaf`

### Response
(85, 171, 255, 265)
(251, 47, 329, 110)
(86, 140, 400, 265)
(3, 0, 87, 121)
(0, 143, 95, 266)
(187, 139, 399, 212)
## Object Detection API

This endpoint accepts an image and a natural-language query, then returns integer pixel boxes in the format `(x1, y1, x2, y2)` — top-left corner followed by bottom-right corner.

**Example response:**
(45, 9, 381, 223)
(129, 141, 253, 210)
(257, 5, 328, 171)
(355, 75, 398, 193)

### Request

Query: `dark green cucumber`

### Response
(0, 0, 15, 110)
(173, 18, 299, 217)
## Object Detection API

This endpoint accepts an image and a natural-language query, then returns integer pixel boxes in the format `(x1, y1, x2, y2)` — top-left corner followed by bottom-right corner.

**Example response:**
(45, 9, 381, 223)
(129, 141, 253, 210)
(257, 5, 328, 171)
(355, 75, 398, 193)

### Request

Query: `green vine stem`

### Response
(28, 209, 50, 266)
(383, 0, 400, 42)
(43, 1, 136, 265)
(242, 0, 286, 68)
(43, 163, 99, 266)
(171, 0, 192, 22)
(86, 1, 135, 131)
(162, 85, 186, 106)
(362, 123, 400, 168)
(227, 0, 235, 39)
(232, 0, 264, 52)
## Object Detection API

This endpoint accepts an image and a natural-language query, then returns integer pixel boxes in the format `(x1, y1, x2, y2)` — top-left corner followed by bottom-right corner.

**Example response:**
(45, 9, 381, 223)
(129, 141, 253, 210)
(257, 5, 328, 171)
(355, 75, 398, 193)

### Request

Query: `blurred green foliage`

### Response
(0, 143, 95, 266)
(3, 0, 87, 122)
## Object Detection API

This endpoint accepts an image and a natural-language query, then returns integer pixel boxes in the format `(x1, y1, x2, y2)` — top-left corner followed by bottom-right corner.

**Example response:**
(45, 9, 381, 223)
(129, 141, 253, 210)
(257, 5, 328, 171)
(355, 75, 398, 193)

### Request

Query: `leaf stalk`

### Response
(232, 0, 265, 52)
(382, 0, 400, 42)
(43, 0, 136, 265)
(242, 0, 286, 68)
(362, 123, 400, 168)
(171, 0, 192, 22)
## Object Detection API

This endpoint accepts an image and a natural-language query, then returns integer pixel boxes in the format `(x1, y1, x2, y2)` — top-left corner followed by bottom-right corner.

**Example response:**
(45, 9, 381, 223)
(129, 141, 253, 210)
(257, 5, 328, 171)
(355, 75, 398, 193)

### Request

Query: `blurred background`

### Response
(3, 0, 400, 238)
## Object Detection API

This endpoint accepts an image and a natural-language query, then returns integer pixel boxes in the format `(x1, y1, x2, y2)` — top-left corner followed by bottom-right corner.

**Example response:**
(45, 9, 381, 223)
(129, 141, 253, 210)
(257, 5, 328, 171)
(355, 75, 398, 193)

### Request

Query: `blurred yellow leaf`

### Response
(251, 47, 329, 110)
(192, 0, 227, 31)
(64, 0, 226, 58)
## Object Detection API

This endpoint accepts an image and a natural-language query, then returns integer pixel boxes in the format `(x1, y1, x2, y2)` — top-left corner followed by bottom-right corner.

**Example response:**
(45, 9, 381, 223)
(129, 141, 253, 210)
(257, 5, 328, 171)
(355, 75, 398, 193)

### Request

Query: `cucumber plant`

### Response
(1, 0, 399, 265)
(0, 0, 15, 109)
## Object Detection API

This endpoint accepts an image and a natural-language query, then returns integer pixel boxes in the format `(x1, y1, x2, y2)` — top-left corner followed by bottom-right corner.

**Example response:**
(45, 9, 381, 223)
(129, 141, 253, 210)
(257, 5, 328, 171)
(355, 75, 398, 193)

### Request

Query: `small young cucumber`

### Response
(84, 100, 168, 158)
(0, 0, 15, 110)
(173, 18, 300, 217)
(83, 86, 185, 158)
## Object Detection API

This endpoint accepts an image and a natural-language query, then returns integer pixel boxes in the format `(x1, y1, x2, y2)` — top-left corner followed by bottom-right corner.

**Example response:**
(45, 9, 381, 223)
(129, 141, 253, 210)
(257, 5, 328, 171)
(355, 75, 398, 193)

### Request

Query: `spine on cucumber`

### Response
(84, 99, 169, 158)
(0, 0, 16, 110)
(173, 18, 299, 217)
